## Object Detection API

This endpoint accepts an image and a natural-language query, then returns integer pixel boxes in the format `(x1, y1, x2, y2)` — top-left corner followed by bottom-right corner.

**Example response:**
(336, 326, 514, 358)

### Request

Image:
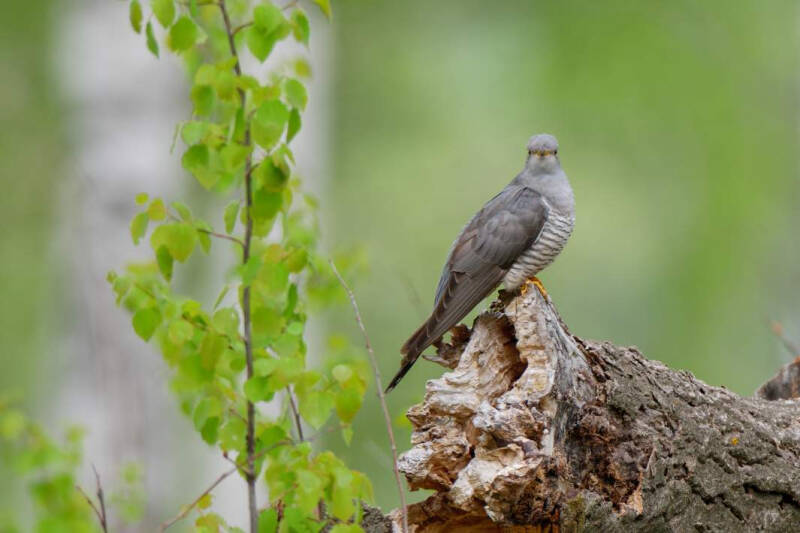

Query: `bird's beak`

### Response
(529, 150, 556, 158)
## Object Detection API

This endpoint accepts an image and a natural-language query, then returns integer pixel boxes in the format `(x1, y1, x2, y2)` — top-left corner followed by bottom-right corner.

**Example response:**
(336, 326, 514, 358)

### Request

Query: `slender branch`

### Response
(287, 386, 305, 441)
(77, 487, 106, 532)
(771, 321, 800, 357)
(93, 465, 109, 533)
(197, 228, 245, 248)
(280, 0, 298, 11)
(162, 440, 292, 531)
(218, 1, 257, 532)
(77, 465, 109, 532)
(233, 21, 253, 37)
(166, 210, 244, 248)
(160, 465, 235, 532)
(329, 260, 408, 533)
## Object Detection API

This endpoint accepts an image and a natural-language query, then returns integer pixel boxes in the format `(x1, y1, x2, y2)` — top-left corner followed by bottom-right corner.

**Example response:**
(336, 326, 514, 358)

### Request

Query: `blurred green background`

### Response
(2, 0, 799, 521)
(326, 0, 800, 510)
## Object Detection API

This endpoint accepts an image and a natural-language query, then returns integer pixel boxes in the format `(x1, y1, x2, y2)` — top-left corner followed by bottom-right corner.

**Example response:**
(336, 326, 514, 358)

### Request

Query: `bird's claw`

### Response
(521, 276, 548, 299)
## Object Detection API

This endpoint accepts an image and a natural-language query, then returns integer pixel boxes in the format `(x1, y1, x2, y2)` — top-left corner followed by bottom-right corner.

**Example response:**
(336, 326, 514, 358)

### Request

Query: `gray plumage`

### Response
(386, 134, 575, 392)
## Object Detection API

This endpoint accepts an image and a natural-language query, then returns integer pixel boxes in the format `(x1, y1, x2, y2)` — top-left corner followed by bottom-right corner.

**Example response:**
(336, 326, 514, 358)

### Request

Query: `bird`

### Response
(386, 133, 575, 392)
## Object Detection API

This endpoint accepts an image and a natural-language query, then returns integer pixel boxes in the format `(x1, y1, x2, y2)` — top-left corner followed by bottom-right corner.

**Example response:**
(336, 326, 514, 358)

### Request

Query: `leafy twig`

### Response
(329, 260, 408, 533)
(218, 1, 258, 531)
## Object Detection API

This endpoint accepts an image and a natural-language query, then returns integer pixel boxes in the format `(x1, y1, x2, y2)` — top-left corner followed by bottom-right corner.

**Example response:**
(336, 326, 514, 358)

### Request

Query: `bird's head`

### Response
(525, 134, 560, 173)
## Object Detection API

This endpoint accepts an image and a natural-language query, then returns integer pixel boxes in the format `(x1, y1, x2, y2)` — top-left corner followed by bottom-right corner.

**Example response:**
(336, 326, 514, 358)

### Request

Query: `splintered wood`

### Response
(388, 287, 800, 533)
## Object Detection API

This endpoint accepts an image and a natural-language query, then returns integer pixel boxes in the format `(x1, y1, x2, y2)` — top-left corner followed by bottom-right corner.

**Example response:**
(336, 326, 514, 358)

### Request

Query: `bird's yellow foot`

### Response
(521, 276, 548, 299)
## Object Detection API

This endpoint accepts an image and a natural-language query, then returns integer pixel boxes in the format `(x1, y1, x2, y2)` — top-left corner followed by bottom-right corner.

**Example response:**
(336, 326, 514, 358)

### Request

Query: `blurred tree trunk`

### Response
(378, 287, 800, 532)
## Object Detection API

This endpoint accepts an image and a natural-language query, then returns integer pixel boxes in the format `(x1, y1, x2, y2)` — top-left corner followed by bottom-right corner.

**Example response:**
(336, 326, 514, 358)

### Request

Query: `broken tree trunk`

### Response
(387, 284, 800, 532)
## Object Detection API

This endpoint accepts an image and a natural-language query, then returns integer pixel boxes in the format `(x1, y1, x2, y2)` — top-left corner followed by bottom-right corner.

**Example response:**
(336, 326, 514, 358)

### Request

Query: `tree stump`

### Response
(387, 284, 800, 532)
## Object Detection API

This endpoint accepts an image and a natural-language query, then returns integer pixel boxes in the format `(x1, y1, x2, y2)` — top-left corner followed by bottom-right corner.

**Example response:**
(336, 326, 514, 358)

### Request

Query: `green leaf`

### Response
(132, 307, 161, 341)
(329, 525, 362, 533)
(145, 22, 159, 57)
(295, 469, 324, 513)
(171, 201, 192, 221)
(244, 377, 274, 403)
(238, 255, 262, 286)
(283, 78, 307, 110)
(182, 144, 219, 188)
(191, 85, 215, 116)
(341, 425, 353, 445)
(312, 0, 332, 19)
(258, 509, 278, 533)
(151, 0, 175, 28)
(213, 285, 229, 310)
(130, 0, 143, 33)
(219, 143, 249, 173)
(135, 192, 149, 205)
(286, 321, 303, 336)
(252, 100, 289, 149)
(147, 198, 167, 220)
(252, 306, 285, 341)
(168, 319, 193, 344)
(332, 365, 352, 384)
(254, 159, 288, 191)
(181, 121, 208, 145)
(219, 418, 246, 451)
(197, 227, 210, 253)
(298, 390, 334, 429)
(245, 26, 277, 63)
(130, 212, 149, 244)
(212, 307, 239, 337)
(287, 108, 301, 143)
(335, 387, 362, 424)
(252, 189, 283, 222)
(294, 58, 311, 78)
(193, 396, 221, 427)
(151, 223, 197, 262)
(223, 201, 239, 234)
(168, 16, 198, 52)
(155, 245, 173, 281)
(197, 493, 213, 510)
(291, 10, 309, 45)
(199, 333, 226, 371)
(253, 3, 284, 32)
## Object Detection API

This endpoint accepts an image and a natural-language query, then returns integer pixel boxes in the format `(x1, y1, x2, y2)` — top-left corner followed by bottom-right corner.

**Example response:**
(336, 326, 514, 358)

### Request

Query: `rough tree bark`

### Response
(377, 283, 800, 533)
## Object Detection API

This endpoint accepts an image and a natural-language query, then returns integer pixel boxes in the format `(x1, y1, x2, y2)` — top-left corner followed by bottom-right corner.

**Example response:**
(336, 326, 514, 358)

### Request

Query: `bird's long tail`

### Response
(384, 320, 434, 393)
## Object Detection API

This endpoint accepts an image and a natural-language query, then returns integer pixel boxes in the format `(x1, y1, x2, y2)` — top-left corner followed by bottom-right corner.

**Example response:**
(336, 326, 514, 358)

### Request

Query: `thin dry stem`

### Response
(161, 440, 292, 531)
(329, 260, 408, 533)
(160, 465, 237, 531)
(287, 386, 305, 441)
(771, 321, 800, 357)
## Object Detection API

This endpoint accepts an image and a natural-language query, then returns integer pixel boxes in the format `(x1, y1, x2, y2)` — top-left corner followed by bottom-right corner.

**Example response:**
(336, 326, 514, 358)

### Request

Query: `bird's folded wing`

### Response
(420, 186, 548, 348)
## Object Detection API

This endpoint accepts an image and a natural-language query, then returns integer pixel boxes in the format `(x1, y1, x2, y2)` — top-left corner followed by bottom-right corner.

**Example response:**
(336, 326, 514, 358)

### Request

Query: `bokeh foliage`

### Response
(327, 0, 800, 510)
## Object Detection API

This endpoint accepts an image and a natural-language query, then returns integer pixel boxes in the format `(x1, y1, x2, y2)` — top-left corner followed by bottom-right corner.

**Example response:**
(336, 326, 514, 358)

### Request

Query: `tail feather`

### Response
(385, 321, 433, 393)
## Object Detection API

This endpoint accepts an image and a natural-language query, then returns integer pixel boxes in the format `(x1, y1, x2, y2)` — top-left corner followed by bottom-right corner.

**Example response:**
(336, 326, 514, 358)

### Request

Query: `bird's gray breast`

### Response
(503, 203, 574, 289)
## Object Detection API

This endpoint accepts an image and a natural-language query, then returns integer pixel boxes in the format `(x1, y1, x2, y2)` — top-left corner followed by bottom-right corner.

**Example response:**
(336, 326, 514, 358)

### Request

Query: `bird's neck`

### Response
(520, 168, 574, 215)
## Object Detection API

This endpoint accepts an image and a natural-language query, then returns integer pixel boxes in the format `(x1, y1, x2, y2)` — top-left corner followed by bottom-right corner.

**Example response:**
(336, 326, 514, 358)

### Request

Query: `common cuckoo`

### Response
(387, 134, 575, 392)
